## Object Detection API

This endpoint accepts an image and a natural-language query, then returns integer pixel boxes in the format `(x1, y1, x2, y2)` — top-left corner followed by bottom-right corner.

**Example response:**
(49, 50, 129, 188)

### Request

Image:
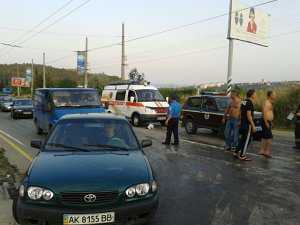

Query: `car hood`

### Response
(14, 105, 33, 110)
(28, 151, 150, 192)
(51, 107, 105, 123)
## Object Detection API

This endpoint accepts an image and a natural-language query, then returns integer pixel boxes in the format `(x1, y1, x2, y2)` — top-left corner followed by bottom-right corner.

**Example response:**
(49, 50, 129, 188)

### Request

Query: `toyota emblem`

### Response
(83, 194, 96, 203)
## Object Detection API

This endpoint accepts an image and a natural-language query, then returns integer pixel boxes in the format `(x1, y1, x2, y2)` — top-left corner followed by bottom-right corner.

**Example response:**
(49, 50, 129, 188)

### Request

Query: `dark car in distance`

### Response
(181, 94, 262, 140)
(11, 99, 34, 119)
(0, 95, 14, 112)
(13, 113, 158, 225)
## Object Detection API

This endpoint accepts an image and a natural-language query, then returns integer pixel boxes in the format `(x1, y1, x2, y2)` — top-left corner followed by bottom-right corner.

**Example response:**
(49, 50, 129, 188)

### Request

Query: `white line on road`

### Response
(181, 138, 292, 162)
(0, 128, 26, 147)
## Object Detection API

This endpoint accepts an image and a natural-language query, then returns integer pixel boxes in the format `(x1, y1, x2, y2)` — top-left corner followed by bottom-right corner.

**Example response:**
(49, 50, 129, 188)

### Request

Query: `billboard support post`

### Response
(226, 39, 234, 95)
(226, 0, 233, 95)
(31, 59, 34, 97)
(84, 37, 88, 88)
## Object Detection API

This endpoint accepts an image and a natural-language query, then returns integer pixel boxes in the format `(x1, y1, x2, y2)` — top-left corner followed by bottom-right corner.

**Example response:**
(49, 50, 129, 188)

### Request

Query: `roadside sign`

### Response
(11, 77, 29, 87)
(77, 51, 86, 75)
(228, 0, 270, 47)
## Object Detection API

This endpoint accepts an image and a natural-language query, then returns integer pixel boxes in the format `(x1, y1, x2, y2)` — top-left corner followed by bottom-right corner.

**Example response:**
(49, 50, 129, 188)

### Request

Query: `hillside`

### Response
(0, 63, 120, 91)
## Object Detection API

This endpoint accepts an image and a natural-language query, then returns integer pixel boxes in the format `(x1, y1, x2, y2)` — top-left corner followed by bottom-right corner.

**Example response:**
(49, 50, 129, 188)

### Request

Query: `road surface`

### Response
(0, 112, 300, 225)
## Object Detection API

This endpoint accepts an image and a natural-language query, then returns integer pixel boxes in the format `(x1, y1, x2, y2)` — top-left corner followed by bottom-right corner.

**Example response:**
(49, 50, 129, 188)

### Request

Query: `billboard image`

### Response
(228, 0, 270, 46)
(11, 77, 28, 87)
(77, 51, 86, 74)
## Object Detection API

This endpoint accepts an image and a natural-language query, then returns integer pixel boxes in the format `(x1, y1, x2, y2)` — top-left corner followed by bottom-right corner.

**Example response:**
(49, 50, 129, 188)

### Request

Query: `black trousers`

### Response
(295, 121, 300, 148)
(165, 118, 179, 144)
(236, 125, 252, 157)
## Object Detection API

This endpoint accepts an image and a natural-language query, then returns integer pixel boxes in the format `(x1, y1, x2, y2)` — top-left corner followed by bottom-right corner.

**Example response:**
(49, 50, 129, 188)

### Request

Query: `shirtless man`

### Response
(259, 90, 276, 158)
(223, 91, 241, 152)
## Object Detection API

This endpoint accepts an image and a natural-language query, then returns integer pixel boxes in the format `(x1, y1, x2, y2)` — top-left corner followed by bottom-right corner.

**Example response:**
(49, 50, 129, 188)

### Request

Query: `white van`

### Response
(101, 81, 169, 126)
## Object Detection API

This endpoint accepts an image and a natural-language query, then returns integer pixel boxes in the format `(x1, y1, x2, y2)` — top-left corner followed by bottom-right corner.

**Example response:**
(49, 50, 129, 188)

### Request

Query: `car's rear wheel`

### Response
(132, 113, 141, 127)
(184, 119, 197, 134)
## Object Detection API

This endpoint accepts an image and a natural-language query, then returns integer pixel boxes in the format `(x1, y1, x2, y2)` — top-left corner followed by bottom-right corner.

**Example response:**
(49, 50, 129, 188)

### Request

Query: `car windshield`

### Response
(52, 91, 100, 107)
(14, 100, 32, 106)
(1, 96, 13, 102)
(45, 119, 139, 151)
(136, 89, 165, 102)
(215, 97, 230, 111)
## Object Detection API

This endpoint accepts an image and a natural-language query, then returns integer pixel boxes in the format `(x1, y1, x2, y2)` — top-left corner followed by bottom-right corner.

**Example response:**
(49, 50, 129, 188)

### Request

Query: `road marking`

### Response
(181, 138, 290, 161)
(0, 132, 32, 162)
(0, 129, 26, 147)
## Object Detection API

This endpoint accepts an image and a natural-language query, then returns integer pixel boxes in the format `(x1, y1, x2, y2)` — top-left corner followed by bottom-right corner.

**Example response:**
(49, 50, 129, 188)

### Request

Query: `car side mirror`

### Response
(31, 140, 42, 149)
(141, 139, 152, 148)
(130, 96, 135, 103)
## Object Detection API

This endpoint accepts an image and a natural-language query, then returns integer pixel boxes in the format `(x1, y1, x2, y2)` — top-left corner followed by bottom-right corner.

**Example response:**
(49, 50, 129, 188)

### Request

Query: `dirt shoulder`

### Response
(0, 147, 19, 225)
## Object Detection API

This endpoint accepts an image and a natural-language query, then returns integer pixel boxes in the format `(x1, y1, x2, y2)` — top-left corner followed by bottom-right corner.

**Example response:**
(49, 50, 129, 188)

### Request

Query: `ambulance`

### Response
(101, 81, 169, 126)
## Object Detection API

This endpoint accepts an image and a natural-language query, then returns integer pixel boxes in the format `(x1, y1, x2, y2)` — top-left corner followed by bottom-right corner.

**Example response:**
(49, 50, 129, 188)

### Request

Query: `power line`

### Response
(18, 0, 93, 45)
(0, 0, 75, 55)
(11, 0, 76, 45)
(0, 0, 93, 59)
(89, 0, 280, 52)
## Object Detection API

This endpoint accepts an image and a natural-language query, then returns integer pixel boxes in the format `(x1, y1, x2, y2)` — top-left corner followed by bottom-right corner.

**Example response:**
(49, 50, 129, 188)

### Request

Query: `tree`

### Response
(128, 68, 145, 82)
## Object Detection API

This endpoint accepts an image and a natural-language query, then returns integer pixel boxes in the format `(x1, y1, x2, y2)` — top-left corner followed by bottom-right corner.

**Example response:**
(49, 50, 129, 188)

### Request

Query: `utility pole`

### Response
(43, 52, 46, 88)
(31, 59, 34, 97)
(226, 0, 233, 95)
(84, 37, 88, 88)
(17, 64, 20, 97)
(121, 22, 126, 80)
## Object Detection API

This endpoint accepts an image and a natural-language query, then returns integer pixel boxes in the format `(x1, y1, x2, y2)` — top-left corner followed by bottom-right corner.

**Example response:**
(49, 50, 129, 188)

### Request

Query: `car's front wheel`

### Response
(184, 119, 197, 134)
(132, 113, 141, 127)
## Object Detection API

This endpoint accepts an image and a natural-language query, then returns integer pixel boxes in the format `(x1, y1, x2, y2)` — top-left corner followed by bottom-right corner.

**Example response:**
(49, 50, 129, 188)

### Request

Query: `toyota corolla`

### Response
(13, 113, 158, 225)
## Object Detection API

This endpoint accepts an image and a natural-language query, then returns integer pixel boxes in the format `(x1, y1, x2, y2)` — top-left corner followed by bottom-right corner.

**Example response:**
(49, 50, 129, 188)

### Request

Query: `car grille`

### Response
(60, 191, 119, 204)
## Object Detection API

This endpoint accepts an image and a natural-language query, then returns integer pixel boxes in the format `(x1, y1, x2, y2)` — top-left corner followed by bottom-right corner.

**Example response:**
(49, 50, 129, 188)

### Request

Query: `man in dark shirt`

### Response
(234, 89, 257, 161)
(295, 105, 300, 149)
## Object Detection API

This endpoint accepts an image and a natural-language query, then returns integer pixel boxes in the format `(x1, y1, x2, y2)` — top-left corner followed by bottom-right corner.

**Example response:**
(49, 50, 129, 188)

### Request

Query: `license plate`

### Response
(63, 212, 115, 225)
(157, 116, 166, 121)
(23, 112, 32, 115)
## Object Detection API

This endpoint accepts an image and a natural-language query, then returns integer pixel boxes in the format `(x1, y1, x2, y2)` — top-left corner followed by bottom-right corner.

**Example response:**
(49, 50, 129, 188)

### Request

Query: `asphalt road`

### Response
(0, 112, 300, 225)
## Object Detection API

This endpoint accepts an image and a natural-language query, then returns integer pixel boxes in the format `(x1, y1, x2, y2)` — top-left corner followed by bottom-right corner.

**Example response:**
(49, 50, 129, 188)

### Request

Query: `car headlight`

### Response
(27, 186, 54, 201)
(19, 185, 25, 197)
(135, 183, 150, 196)
(145, 107, 155, 113)
(125, 187, 136, 198)
(125, 183, 150, 198)
(16, 109, 23, 112)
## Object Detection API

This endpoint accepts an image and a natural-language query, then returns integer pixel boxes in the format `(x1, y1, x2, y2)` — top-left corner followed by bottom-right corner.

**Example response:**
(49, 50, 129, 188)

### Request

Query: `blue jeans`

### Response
(224, 118, 240, 149)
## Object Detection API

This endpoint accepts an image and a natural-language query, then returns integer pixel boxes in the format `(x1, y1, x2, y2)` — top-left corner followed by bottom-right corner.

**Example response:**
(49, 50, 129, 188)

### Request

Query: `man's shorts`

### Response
(262, 121, 273, 139)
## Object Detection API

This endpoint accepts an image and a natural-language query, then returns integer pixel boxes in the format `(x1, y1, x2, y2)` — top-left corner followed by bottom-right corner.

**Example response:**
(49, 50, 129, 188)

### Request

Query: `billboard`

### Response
(77, 51, 86, 74)
(228, 0, 270, 47)
(11, 77, 29, 87)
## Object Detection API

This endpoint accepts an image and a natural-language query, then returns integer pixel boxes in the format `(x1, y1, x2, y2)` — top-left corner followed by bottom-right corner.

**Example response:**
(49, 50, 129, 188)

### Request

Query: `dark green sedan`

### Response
(13, 113, 158, 225)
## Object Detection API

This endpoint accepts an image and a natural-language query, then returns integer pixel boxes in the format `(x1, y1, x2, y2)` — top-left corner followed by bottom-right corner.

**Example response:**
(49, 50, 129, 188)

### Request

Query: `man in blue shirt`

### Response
(163, 94, 181, 145)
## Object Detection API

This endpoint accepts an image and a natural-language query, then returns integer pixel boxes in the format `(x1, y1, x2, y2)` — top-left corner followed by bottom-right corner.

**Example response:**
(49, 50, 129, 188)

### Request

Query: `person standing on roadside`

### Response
(223, 90, 241, 152)
(163, 94, 181, 146)
(294, 105, 300, 149)
(234, 89, 257, 161)
(259, 91, 276, 158)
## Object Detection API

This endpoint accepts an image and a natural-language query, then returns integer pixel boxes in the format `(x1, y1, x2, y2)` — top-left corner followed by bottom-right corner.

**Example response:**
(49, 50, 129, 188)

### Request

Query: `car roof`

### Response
(60, 113, 127, 121)
(188, 95, 229, 99)
(36, 88, 96, 92)
(14, 98, 32, 101)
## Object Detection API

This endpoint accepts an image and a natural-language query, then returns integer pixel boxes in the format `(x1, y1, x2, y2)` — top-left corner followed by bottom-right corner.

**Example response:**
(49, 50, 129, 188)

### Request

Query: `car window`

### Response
(135, 89, 165, 102)
(51, 91, 100, 107)
(116, 90, 126, 101)
(203, 97, 218, 111)
(14, 100, 32, 106)
(215, 97, 230, 112)
(45, 119, 139, 151)
(187, 97, 202, 108)
(127, 90, 136, 102)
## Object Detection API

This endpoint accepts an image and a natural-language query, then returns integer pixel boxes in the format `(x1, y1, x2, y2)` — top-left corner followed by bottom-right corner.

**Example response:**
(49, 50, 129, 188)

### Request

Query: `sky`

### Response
(0, 0, 300, 86)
